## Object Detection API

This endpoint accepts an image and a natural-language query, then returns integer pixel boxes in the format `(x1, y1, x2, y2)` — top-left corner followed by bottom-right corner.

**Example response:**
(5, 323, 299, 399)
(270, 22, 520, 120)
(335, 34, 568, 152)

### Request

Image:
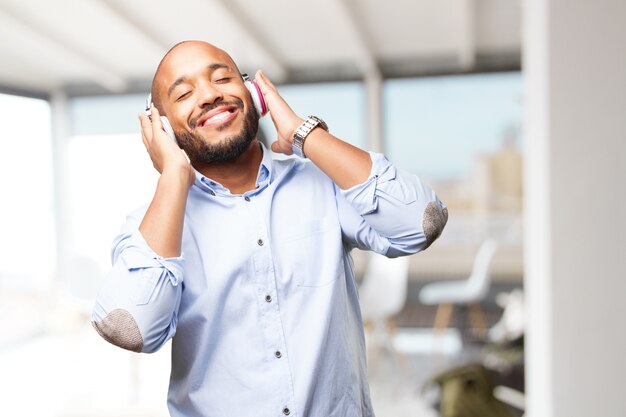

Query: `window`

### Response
(384, 72, 523, 180)
(384, 72, 524, 276)
(273, 82, 366, 150)
(0, 93, 53, 349)
(0, 93, 54, 290)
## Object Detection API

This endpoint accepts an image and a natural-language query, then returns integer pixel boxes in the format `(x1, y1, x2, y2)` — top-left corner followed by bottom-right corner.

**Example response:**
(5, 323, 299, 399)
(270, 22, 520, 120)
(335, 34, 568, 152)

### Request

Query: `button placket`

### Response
(243, 191, 295, 412)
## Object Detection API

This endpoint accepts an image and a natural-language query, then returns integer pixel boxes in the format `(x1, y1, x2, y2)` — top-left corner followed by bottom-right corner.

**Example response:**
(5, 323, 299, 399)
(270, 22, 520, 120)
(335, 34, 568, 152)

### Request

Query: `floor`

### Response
(0, 329, 462, 417)
(367, 328, 464, 417)
(0, 295, 520, 417)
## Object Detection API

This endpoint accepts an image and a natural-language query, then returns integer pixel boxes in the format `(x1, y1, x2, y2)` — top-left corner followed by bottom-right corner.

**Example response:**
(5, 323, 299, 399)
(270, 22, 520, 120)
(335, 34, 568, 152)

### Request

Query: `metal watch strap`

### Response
(292, 115, 328, 158)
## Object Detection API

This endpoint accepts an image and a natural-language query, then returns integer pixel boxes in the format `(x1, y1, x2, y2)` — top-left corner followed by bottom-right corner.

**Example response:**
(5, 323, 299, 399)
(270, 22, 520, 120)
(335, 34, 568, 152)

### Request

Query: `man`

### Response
(92, 40, 447, 417)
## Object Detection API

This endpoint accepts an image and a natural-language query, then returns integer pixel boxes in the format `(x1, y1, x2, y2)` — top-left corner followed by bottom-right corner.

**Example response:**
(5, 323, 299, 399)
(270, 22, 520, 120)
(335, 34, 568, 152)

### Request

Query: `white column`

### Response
(458, 0, 475, 69)
(524, 1, 626, 416)
(365, 71, 383, 154)
(50, 90, 73, 283)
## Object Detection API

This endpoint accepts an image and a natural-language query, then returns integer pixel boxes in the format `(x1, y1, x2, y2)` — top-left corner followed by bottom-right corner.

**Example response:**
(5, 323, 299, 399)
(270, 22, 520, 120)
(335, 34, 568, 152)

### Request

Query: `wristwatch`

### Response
(292, 115, 329, 158)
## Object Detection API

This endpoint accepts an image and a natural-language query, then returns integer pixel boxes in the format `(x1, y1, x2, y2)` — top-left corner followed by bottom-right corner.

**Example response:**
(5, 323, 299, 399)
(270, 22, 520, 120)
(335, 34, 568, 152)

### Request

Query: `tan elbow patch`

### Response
(92, 309, 143, 352)
(423, 202, 448, 249)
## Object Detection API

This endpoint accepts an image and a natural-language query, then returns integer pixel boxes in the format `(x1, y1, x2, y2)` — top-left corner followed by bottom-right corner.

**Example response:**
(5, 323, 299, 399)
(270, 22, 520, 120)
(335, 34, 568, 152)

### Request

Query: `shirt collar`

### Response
(257, 141, 274, 185)
(192, 141, 274, 196)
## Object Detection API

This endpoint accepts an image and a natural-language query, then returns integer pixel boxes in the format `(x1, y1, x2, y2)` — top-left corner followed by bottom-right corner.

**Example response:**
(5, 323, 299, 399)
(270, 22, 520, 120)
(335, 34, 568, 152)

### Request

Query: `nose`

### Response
(196, 81, 223, 109)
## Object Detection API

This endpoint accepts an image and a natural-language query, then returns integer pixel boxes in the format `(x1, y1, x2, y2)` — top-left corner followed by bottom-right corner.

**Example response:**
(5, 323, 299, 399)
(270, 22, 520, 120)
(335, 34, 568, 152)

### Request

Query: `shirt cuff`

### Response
(339, 152, 394, 215)
(118, 230, 185, 286)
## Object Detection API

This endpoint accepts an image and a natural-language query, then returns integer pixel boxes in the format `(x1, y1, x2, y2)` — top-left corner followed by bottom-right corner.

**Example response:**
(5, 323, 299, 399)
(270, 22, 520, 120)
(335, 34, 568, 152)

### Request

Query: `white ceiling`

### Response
(0, 0, 521, 97)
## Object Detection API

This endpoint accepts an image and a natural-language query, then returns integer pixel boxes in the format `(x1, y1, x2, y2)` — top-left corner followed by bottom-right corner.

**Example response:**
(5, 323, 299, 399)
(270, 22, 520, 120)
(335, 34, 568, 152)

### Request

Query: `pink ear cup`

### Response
(244, 80, 268, 117)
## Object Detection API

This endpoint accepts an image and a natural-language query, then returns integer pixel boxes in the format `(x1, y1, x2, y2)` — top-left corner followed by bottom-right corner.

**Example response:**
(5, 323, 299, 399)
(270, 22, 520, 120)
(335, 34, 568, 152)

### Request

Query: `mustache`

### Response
(189, 98, 245, 129)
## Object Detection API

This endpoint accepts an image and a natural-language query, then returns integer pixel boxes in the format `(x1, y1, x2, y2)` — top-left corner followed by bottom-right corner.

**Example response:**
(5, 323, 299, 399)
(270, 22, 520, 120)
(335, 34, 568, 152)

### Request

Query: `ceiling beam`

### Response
(335, 0, 380, 78)
(0, 39, 59, 93)
(0, 83, 49, 100)
(335, 0, 383, 153)
(96, 0, 171, 52)
(211, 0, 287, 81)
(284, 52, 520, 85)
(0, 4, 127, 93)
(458, 0, 476, 69)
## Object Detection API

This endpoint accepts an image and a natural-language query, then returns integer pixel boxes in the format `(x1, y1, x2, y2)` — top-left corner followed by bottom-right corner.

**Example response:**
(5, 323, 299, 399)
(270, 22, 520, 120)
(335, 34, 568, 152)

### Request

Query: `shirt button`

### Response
(265, 295, 272, 302)
(257, 239, 264, 246)
(209, 190, 215, 196)
(275, 351, 282, 358)
(244, 196, 250, 202)
(283, 408, 290, 415)
(210, 181, 216, 186)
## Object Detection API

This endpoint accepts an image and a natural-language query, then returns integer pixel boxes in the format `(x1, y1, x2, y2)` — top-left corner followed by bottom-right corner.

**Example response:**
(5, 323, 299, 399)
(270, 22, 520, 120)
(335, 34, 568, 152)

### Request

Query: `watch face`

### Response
(311, 116, 328, 132)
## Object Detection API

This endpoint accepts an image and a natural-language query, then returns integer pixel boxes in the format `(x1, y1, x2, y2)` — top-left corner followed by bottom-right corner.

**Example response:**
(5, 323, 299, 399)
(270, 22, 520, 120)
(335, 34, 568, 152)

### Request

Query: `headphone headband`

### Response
(145, 93, 153, 113)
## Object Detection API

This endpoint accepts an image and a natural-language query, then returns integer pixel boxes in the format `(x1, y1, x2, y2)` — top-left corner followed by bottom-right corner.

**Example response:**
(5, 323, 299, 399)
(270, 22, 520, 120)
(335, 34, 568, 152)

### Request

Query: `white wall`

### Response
(524, 1, 626, 416)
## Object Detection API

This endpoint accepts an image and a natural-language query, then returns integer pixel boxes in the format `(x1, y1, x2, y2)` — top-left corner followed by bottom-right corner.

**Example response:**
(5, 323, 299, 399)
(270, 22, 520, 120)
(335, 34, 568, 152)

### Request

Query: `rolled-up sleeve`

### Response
(338, 152, 448, 257)
(91, 208, 184, 353)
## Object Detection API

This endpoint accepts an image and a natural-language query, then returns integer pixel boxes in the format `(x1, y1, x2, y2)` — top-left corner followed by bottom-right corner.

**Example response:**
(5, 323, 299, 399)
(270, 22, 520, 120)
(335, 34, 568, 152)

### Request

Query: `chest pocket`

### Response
(278, 216, 344, 287)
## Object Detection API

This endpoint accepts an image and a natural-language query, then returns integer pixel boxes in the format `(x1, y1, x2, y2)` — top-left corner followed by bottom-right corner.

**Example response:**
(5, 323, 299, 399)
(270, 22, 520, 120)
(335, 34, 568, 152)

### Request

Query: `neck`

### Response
(194, 140, 263, 195)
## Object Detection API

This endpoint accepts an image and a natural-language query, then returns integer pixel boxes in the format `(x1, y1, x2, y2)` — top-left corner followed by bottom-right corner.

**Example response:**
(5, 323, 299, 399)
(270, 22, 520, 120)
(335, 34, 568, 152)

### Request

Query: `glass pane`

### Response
(385, 72, 523, 181)
(273, 82, 366, 149)
(383, 71, 524, 298)
(67, 133, 158, 272)
(0, 94, 54, 290)
(0, 93, 53, 357)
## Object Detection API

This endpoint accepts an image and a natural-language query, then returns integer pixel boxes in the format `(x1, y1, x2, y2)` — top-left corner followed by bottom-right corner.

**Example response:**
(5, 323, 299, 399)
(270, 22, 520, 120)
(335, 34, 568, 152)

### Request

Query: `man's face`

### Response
(154, 42, 259, 164)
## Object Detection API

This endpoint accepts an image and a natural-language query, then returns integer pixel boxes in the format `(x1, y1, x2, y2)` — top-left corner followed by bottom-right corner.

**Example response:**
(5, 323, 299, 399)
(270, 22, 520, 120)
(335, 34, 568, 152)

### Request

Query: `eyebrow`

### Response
(167, 63, 232, 98)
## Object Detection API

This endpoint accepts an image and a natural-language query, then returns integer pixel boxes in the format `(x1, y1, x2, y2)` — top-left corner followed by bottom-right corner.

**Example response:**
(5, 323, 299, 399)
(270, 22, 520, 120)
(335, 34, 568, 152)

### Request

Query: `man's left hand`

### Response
(253, 70, 303, 155)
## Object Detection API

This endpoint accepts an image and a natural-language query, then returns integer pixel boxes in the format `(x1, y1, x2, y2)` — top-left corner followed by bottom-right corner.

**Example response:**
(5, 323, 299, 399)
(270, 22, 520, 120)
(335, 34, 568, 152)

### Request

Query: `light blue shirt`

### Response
(92, 144, 447, 417)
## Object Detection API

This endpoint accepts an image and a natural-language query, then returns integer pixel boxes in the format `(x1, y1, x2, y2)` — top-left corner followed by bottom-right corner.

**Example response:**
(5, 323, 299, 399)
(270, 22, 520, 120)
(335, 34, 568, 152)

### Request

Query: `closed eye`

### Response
(215, 77, 232, 83)
(176, 91, 191, 101)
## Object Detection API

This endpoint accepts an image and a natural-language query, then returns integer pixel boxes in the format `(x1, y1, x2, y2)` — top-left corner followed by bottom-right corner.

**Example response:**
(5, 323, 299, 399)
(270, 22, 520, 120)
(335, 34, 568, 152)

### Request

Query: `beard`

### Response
(175, 97, 259, 165)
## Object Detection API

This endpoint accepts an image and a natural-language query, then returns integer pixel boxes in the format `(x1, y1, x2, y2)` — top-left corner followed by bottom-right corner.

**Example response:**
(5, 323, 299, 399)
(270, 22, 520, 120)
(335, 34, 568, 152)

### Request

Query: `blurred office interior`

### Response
(0, 1, 623, 416)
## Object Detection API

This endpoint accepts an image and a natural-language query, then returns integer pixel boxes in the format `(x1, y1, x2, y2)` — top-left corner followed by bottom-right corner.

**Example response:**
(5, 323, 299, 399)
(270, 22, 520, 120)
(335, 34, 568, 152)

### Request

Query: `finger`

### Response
(254, 71, 292, 119)
(150, 106, 164, 136)
(271, 140, 293, 155)
(138, 113, 152, 146)
(257, 70, 276, 90)
(140, 129, 149, 150)
(254, 70, 276, 95)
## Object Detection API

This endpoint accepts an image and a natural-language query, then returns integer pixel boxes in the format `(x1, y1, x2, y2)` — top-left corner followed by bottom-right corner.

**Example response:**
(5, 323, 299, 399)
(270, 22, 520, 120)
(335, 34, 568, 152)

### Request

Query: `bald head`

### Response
(150, 41, 240, 113)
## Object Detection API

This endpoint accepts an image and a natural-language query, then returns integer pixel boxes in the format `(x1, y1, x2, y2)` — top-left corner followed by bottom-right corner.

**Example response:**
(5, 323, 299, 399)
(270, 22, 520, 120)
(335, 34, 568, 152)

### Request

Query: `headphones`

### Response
(145, 73, 268, 140)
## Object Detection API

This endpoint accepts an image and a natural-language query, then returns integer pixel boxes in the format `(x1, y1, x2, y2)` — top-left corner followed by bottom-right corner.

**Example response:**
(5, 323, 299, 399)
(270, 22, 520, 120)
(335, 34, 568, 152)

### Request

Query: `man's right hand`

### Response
(139, 107, 195, 188)
(138, 106, 194, 258)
